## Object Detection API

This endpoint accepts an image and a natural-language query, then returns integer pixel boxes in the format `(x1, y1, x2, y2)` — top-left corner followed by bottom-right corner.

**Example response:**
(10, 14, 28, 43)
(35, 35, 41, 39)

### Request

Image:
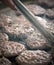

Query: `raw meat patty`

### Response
(0, 32, 9, 42)
(16, 50, 52, 65)
(0, 57, 12, 65)
(0, 41, 26, 57)
(26, 4, 46, 15)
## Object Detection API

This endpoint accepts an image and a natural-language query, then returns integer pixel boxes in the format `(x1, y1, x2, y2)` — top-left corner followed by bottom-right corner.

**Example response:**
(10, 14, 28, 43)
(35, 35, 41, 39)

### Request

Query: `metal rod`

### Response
(13, 0, 54, 45)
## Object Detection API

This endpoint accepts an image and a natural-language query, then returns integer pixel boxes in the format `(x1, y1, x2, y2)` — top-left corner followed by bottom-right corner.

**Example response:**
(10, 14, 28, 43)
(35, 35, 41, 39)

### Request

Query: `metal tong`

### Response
(13, 0, 54, 45)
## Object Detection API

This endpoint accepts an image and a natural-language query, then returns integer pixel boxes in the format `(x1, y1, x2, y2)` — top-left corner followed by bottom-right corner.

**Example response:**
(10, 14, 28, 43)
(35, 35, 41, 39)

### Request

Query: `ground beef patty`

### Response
(16, 50, 52, 65)
(0, 14, 32, 40)
(51, 46, 54, 58)
(0, 41, 26, 57)
(0, 32, 9, 56)
(0, 32, 9, 42)
(24, 16, 53, 50)
(24, 31, 49, 50)
(0, 14, 14, 33)
(45, 9, 54, 18)
(0, 57, 12, 65)
(31, 0, 54, 7)
(0, 14, 13, 27)
(26, 4, 46, 15)
(0, 14, 52, 50)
